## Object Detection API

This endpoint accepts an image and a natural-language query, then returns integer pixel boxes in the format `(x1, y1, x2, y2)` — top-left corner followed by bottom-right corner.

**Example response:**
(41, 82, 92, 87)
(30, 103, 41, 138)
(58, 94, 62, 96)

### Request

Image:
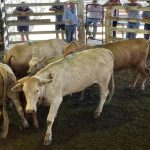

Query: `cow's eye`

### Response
(36, 90, 39, 93)
(34, 64, 37, 68)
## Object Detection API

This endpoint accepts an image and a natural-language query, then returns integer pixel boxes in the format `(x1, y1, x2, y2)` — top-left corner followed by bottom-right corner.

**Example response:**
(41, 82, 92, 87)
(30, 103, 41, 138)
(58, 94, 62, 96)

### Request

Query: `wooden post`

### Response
(0, 2, 4, 50)
(105, 6, 112, 43)
(76, 0, 85, 44)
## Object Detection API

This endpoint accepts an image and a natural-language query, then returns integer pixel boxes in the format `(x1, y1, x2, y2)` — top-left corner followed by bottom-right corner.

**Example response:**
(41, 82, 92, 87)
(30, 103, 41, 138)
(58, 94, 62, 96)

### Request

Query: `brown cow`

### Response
(63, 39, 150, 90)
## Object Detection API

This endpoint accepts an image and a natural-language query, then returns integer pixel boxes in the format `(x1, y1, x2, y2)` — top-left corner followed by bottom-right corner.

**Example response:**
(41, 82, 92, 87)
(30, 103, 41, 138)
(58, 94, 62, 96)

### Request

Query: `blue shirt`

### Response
(123, 3, 141, 19)
(62, 7, 78, 26)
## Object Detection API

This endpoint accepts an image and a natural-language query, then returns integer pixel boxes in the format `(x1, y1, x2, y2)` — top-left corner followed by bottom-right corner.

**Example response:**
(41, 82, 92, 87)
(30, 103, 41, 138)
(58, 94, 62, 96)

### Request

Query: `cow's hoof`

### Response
(93, 111, 100, 118)
(128, 84, 135, 90)
(0, 132, 7, 139)
(33, 123, 39, 129)
(22, 119, 29, 128)
(44, 139, 52, 145)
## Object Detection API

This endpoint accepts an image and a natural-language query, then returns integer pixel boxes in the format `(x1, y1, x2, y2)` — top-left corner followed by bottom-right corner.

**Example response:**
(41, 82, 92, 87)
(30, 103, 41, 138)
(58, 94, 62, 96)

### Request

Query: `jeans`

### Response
(144, 23, 150, 40)
(65, 25, 76, 43)
(113, 21, 117, 37)
(85, 18, 99, 37)
(126, 22, 140, 39)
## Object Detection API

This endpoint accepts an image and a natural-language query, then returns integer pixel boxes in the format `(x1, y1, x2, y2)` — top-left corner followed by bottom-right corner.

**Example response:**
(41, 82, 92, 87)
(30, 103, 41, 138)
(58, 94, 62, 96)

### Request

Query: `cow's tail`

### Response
(3, 54, 17, 76)
(0, 67, 9, 138)
(105, 73, 115, 105)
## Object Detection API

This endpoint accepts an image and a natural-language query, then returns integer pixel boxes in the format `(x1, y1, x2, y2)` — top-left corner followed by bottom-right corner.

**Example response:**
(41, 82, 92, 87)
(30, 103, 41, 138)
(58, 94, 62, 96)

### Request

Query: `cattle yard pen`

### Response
(1, 0, 150, 48)
(105, 5, 150, 42)
(1, 1, 150, 150)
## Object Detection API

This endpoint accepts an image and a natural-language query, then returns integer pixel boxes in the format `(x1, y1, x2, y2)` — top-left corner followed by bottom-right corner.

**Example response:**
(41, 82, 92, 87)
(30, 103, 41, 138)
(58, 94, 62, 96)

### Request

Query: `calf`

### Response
(12, 48, 114, 145)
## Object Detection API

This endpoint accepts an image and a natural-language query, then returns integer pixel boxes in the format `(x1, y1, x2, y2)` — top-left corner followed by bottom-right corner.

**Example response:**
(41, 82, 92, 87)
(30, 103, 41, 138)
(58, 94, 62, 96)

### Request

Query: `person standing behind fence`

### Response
(13, 1, 33, 42)
(85, 0, 103, 40)
(49, 0, 65, 39)
(62, 0, 78, 43)
(123, 0, 141, 39)
(142, 0, 150, 40)
(104, 0, 121, 38)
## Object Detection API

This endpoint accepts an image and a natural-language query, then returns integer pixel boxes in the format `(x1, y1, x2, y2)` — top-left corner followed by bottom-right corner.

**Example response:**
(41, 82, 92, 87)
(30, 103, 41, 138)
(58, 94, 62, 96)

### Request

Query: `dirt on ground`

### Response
(0, 49, 150, 150)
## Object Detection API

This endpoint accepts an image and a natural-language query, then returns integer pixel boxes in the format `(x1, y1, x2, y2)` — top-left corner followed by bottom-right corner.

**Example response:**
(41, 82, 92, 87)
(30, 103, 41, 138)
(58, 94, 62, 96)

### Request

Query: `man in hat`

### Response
(62, 0, 78, 43)
(123, 0, 141, 39)
(49, 0, 65, 39)
(13, 1, 33, 41)
(85, 0, 103, 40)
(142, 0, 150, 40)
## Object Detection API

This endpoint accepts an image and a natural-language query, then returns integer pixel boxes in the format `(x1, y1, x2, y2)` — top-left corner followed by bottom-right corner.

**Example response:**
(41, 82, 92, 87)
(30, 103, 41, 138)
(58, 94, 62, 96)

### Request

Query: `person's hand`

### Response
(137, 5, 142, 9)
(20, 11, 26, 16)
(69, 19, 72, 24)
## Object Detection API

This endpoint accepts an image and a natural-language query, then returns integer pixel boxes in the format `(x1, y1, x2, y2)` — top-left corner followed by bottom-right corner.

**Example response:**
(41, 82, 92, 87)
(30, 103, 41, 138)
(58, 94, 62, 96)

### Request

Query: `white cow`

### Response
(3, 39, 69, 77)
(12, 48, 115, 145)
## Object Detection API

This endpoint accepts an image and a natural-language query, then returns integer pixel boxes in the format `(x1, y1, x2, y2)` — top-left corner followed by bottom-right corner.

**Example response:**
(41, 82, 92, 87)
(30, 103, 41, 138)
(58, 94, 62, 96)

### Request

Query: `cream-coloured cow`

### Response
(0, 63, 29, 138)
(12, 48, 115, 145)
(3, 39, 69, 77)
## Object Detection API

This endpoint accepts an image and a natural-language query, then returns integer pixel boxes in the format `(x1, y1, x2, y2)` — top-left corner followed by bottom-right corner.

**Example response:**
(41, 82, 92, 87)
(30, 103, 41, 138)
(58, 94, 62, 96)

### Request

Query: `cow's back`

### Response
(37, 48, 114, 96)
(3, 39, 68, 77)
(102, 39, 149, 70)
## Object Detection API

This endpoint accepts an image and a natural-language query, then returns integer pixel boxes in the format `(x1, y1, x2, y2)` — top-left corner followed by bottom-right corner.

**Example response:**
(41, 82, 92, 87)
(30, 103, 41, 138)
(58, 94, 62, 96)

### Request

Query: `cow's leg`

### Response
(32, 112, 39, 128)
(44, 97, 62, 145)
(1, 105, 9, 138)
(130, 72, 140, 89)
(140, 67, 150, 90)
(13, 99, 29, 128)
(136, 64, 149, 90)
(93, 77, 110, 118)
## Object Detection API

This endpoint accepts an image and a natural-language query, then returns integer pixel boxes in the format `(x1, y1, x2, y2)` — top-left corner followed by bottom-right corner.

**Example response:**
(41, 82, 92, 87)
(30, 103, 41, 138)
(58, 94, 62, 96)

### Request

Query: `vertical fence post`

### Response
(0, 1, 5, 50)
(77, 0, 85, 44)
(105, 6, 112, 43)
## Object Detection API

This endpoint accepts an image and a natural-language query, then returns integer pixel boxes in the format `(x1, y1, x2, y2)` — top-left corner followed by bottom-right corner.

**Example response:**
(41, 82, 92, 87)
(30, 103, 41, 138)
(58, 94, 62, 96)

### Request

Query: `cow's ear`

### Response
(11, 83, 23, 92)
(49, 73, 53, 80)
(39, 56, 46, 62)
(39, 79, 53, 86)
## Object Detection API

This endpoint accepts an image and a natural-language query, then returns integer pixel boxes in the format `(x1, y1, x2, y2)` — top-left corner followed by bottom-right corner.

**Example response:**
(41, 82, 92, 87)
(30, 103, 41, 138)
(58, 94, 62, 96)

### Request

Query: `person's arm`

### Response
(13, 7, 25, 16)
(26, 7, 33, 14)
(62, 8, 71, 24)
(103, 0, 121, 9)
(123, 3, 129, 13)
(103, 0, 110, 7)
(49, 6, 57, 11)
(142, 11, 150, 19)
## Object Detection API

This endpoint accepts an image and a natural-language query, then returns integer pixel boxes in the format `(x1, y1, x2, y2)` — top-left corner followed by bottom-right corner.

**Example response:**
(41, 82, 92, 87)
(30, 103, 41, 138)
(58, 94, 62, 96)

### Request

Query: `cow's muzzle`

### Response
(26, 109, 36, 113)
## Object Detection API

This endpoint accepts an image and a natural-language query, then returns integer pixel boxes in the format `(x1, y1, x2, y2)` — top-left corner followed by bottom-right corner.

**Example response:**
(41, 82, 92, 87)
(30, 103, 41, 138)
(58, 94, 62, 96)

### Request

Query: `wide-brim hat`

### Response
(67, 0, 76, 3)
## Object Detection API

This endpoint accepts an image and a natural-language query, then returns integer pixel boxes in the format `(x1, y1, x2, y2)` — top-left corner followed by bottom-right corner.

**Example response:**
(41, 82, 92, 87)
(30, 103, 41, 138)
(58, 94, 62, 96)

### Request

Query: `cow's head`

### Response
(11, 75, 53, 113)
(28, 57, 46, 76)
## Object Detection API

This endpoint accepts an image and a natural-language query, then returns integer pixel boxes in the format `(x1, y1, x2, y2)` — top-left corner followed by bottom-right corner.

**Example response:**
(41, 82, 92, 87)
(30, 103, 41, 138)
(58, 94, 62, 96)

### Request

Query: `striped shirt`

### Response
(87, 4, 103, 19)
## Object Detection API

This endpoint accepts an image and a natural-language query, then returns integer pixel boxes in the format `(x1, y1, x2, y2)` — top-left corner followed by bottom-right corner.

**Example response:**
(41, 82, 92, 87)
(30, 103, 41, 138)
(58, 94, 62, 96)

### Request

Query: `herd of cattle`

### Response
(0, 38, 149, 145)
